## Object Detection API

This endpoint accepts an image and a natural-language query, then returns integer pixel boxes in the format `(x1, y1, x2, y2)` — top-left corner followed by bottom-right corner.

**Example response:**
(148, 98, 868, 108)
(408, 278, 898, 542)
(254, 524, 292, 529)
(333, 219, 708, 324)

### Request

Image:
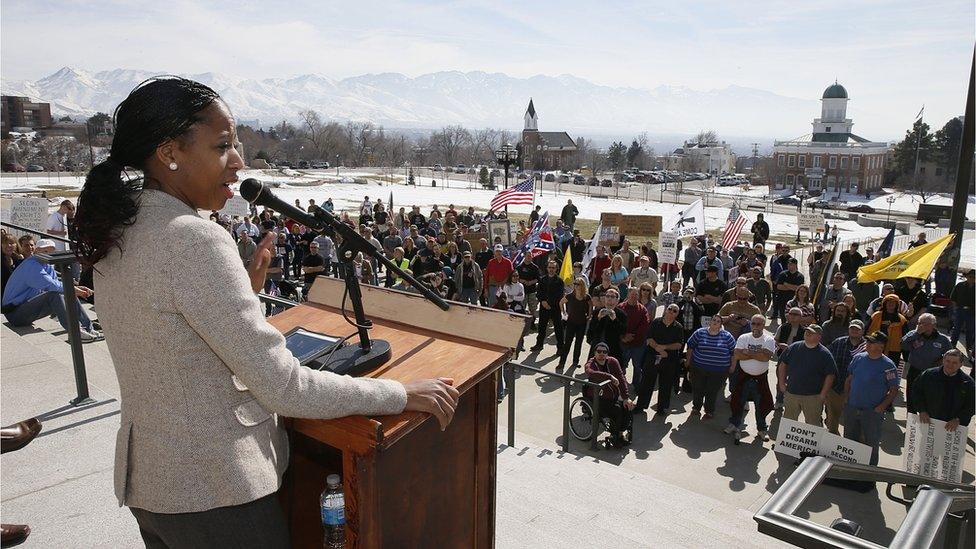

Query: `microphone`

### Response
(239, 178, 325, 231)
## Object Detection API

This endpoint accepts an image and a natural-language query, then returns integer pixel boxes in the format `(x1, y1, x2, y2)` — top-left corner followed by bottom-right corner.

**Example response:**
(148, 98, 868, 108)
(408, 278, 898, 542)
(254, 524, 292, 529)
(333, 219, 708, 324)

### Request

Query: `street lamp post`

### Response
(494, 143, 518, 214)
(886, 195, 897, 228)
(795, 188, 810, 243)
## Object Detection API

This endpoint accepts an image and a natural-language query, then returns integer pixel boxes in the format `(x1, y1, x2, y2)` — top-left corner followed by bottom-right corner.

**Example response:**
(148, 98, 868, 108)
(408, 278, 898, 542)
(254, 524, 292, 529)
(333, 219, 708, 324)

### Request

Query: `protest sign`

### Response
(3, 196, 49, 236)
(220, 196, 251, 217)
(903, 413, 965, 483)
(487, 219, 512, 246)
(797, 212, 825, 232)
(774, 418, 872, 464)
(599, 213, 662, 242)
(658, 231, 678, 264)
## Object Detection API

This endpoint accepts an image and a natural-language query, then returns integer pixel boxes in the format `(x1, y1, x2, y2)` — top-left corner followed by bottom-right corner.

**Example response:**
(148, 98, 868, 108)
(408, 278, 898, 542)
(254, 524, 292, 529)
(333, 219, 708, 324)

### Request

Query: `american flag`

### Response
(720, 207, 748, 250)
(513, 212, 555, 267)
(490, 179, 535, 211)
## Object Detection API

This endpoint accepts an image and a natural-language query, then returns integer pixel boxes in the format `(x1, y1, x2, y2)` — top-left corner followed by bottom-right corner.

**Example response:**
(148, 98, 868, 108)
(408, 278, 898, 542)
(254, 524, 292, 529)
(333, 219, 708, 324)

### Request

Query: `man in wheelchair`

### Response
(584, 342, 637, 448)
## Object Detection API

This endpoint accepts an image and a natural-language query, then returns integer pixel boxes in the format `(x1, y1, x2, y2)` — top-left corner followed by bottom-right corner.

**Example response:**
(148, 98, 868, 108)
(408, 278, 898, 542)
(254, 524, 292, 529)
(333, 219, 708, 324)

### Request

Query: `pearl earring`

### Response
(168, 162, 178, 171)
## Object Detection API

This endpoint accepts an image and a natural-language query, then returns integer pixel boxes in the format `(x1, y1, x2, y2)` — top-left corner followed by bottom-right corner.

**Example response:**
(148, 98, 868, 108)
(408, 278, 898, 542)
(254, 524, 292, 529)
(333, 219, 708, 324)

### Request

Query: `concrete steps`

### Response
(496, 430, 789, 549)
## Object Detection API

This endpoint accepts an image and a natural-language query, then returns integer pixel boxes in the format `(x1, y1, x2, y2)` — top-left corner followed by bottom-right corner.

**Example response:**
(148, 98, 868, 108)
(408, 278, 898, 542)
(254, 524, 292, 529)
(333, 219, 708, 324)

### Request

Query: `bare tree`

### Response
(575, 137, 592, 170)
(431, 125, 472, 166)
(695, 129, 718, 145)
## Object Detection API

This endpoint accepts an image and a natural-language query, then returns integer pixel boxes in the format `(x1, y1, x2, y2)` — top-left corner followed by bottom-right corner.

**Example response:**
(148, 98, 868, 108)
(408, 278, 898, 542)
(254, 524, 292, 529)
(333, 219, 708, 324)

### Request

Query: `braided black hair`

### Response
(73, 76, 220, 265)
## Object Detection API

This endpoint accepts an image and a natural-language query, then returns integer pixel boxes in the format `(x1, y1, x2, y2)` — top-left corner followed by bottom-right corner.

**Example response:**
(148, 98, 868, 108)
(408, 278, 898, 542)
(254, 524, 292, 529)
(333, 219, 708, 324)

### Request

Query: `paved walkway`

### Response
(2, 306, 973, 548)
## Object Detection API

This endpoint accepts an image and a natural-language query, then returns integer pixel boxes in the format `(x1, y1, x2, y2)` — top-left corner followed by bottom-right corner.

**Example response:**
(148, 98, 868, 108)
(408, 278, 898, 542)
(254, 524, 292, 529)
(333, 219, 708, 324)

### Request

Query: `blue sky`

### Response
(2, 0, 973, 137)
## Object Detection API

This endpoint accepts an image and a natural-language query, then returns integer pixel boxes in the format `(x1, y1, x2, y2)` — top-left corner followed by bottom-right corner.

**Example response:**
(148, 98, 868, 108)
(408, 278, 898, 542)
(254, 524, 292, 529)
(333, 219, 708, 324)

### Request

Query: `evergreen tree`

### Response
(934, 117, 963, 183)
(607, 141, 627, 171)
(626, 140, 643, 168)
(891, 119, 934, 176)
(478, 165, 490, 187)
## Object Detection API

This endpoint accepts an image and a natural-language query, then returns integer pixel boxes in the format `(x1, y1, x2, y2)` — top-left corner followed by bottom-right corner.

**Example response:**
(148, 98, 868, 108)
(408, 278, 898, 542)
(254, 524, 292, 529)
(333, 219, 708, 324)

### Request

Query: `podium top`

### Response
(267, 292, 518, 452)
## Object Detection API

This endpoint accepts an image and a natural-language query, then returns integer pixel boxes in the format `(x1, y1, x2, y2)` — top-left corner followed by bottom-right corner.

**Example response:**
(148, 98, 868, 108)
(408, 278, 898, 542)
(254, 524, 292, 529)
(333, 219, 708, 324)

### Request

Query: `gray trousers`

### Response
(4, 291, 93, 332)
(130, 493, 289, 549)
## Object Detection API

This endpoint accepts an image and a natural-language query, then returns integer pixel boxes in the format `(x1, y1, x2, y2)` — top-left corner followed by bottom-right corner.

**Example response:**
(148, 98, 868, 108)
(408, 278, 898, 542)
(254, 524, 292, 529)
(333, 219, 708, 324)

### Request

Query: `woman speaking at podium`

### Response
(72, 77, 459, 548)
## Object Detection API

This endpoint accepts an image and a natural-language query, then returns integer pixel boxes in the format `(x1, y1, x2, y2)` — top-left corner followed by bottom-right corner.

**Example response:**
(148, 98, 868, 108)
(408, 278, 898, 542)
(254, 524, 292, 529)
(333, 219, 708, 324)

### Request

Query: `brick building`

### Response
(771, 83, 888, 196)
(520, 99, 577, 171)
(1, 96, 53, 137)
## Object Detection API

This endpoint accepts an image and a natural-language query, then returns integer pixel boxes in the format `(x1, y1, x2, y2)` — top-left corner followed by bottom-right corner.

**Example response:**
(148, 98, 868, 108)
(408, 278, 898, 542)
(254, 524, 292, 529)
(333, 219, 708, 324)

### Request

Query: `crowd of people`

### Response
(2, 192, 974, 456)
(200, 196, 974, 453)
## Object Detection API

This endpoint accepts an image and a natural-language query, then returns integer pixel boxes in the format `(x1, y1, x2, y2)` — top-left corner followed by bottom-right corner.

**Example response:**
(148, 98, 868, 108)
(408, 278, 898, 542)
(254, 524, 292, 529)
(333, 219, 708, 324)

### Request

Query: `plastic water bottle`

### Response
(320, 474, 346, 548)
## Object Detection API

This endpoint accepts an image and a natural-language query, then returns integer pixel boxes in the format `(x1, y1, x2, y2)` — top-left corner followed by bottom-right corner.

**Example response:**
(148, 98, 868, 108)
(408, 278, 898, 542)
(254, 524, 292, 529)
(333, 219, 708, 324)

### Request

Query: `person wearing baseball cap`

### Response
(825, 319, 866, 434)
(777, 323, 837, 427)
(1, 238, 102, 341)
(584, 341, 635, 448)
(843, 331, 900, 465)
(484, 243, 512, 307)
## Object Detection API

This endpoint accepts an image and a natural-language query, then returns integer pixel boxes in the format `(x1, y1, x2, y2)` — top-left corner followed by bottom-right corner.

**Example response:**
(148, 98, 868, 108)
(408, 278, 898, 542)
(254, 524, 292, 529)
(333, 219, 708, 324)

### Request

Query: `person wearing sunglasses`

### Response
(558, 277, 592, 371)
(584, 342, 635, 448)
(635, 304, 685, 414)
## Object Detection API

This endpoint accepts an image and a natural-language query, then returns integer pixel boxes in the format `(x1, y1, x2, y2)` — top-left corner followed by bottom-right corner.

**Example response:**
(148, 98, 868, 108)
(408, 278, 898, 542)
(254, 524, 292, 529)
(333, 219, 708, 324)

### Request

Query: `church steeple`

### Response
(524, 98, 538, 131)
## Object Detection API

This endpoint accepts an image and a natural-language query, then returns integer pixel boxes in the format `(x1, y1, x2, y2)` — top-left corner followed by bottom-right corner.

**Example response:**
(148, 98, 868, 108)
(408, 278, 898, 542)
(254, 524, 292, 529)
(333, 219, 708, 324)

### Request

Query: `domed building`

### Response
(771, 82, 889, 195)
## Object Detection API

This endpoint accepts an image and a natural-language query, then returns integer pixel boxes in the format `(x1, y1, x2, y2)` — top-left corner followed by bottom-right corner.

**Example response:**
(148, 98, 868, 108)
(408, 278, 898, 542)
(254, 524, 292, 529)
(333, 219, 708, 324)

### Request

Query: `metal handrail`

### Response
(754, 456, 975, 549)
(256, 293, 299, 310)
(504, 361, 613, 452)
(1, 221, 72, 244)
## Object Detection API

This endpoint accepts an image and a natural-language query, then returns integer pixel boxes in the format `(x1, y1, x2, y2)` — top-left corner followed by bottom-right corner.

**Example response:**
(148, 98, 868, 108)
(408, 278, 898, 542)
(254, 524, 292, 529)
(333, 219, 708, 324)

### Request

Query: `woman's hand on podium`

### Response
(404, 378, 460, 431)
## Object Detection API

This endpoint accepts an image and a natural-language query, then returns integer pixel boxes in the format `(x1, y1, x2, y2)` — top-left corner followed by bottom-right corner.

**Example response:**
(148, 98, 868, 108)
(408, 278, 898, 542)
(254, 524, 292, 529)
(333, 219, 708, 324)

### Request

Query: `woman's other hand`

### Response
(404, 377, 460, 430)
(247, 232, 276, 293)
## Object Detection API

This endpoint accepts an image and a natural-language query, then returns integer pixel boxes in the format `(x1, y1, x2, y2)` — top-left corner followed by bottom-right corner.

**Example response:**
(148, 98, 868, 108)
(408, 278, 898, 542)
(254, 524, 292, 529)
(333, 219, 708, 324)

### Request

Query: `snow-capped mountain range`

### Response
(2, 67, 819, 137)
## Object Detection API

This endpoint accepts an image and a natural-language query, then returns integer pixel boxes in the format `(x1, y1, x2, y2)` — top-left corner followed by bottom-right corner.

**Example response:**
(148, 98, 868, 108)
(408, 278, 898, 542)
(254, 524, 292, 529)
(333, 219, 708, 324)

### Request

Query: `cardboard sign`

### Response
(487, 219, 512, 246)
(774, 419, 821, 458)
(4, 196, 49, 236)
(220, 196, 251, 217)
(796, 212, 825, 232)
(903, 413, 965, 483)
(599, 213, 662, 240)
(658, 231, 678, 264)
(598, 224, 619, 245)
(774, 418, 872, 464)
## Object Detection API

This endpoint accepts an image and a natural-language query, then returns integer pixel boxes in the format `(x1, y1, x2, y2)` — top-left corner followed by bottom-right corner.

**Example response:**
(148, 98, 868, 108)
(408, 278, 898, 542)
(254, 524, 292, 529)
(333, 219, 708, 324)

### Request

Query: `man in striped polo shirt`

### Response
(686, 314, 737, 419)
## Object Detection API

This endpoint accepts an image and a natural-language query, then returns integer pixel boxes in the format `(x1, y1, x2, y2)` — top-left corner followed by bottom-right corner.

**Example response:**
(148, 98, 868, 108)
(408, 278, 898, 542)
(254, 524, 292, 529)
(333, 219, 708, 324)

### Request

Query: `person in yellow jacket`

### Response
(868, 293, 908, 365)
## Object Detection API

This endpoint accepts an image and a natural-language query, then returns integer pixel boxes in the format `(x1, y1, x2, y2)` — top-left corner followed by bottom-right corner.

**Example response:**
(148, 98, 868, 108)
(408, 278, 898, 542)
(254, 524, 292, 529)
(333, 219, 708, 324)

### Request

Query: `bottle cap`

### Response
(326, 474, 341, 487)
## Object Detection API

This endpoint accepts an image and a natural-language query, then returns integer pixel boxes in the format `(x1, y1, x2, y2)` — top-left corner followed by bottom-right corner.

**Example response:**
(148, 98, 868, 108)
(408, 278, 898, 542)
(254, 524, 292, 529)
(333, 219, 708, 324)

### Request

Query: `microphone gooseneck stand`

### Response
(239, 177, 450, 375)
(308, 207, 452, 374)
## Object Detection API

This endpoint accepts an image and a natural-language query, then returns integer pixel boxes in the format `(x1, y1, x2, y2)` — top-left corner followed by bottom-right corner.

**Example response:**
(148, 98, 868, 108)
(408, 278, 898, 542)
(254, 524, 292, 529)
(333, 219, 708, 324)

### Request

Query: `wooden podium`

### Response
(267, 277, 525, 548)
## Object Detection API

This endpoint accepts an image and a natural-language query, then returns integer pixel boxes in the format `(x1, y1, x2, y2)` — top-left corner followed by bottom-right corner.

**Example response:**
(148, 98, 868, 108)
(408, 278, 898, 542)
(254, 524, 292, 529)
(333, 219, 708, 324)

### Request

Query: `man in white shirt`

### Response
(46, 200, 74, 252)
(235, 216, 260, 240)
(725, 314, 777, 441)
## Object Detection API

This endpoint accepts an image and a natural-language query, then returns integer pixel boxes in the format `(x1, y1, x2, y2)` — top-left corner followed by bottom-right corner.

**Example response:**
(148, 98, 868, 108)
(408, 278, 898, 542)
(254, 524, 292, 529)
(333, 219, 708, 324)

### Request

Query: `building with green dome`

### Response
(771, 82, 889, 196)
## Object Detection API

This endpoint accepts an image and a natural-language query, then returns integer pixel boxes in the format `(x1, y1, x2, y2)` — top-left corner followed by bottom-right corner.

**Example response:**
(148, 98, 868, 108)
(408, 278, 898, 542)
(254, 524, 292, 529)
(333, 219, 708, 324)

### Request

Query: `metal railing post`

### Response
(590, 385, 602, 451)
(506, 363, 515, 448)
(562, 383, 570, 453)
(36, 251, 95, 406)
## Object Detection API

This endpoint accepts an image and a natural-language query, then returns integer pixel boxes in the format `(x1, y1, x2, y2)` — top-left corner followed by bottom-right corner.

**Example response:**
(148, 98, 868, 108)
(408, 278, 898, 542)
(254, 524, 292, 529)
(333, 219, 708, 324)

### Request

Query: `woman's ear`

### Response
(155, 139, 179, 168)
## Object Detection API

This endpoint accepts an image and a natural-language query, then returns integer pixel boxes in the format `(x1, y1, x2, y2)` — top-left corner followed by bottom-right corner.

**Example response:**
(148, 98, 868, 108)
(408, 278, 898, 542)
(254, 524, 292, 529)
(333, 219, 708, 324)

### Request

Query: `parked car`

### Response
(774, 196, 801, 207)
(490, 168, 501, 177)
(810, 200, 833, 209)
(26, 164, 44, 172)
(583, 176, 597, 186)
(557, 174, 570, 184)
(468, 167, 477, 175)
(310, 161, 330, 169)
(4, 163, 26, 172)
(847, 204, 876, 214)
(297, 160, 310, 169)
(600, 179, 613, 187)
(454, 165, 466, 173)
(544, 173, 556, 182)
(573, 174, 586, 185)
(432, 164, 442, 171)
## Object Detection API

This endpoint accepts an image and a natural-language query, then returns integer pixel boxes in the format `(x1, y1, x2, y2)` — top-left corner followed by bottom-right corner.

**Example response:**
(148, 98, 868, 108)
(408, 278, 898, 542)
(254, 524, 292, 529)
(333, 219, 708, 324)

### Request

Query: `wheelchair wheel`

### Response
(569, 397, 595, 441)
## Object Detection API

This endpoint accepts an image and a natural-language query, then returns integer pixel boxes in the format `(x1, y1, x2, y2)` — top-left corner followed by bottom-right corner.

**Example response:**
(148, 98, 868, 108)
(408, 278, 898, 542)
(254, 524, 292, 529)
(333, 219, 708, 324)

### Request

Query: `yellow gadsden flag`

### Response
(856, 233, 955, 283)
(560, 244, 574, 285)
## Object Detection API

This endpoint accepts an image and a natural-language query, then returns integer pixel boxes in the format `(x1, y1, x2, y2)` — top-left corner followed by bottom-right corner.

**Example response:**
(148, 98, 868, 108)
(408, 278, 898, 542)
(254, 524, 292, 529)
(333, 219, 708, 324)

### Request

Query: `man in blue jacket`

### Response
(1, 239, 102, 341)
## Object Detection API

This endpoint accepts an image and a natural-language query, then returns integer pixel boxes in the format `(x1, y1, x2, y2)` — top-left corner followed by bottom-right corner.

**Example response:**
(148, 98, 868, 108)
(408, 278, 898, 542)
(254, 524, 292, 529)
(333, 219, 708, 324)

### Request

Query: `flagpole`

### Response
(912, 105, 924, 189)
